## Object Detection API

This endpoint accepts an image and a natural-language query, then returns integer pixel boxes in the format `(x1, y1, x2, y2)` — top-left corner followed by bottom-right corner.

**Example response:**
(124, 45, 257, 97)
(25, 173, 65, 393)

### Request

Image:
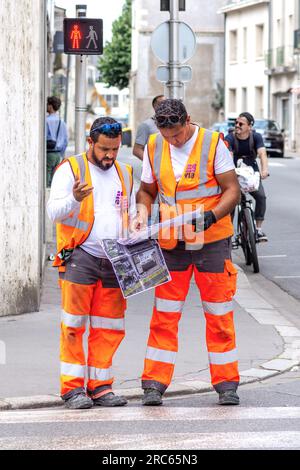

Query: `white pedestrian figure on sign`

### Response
(86, 26, 98, 49)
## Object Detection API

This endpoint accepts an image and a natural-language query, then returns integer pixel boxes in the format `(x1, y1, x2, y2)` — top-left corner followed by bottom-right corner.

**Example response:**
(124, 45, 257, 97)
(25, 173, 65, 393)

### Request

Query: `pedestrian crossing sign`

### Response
(63, 18, 103, 55)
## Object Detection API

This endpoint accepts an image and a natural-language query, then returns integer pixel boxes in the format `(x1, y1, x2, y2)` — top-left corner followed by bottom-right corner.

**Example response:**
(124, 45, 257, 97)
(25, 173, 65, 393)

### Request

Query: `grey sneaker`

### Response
(64, 393, 93, 409)
(218, 390, 240, 406)
(257, 230, 268, 242)
(93, 392, 128, 407)
(142, 388, 163, 406)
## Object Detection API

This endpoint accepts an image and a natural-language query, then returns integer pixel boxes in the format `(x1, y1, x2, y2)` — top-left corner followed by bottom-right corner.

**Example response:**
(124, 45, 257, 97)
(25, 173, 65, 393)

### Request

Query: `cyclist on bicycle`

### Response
(225, 112, 269, 242)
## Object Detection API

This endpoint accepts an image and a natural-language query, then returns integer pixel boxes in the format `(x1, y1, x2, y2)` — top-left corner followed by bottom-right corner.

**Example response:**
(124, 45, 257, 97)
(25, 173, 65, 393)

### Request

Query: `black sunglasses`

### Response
(155, 113, 186, 127)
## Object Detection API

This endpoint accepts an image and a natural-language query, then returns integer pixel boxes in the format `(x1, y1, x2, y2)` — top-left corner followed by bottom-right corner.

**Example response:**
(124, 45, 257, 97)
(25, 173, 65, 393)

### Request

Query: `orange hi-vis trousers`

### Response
(142, 239, 239, 394)
(60, 248, 126, 400)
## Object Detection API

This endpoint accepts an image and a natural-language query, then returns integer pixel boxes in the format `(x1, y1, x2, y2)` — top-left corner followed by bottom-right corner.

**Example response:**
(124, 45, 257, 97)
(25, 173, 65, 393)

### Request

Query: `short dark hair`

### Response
(47, 96, 61, 112)
(239, 112, 255, 126)
(152, 95, 165, 110)
(154, 99, 188, 128)
(90, 116, 122, 143)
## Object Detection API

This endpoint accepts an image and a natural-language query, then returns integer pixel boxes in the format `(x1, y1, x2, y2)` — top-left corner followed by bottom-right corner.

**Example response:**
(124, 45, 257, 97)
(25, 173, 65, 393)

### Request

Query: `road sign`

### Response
(151, 21, 196, 63)
(156, 65, 192, 83)
(63, 18, 103, 55)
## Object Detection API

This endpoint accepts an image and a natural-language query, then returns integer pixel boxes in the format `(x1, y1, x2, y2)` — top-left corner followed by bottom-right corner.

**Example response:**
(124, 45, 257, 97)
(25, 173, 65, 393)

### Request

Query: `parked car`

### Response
(253, 119, 285, 157)
(211, 122, 233, 136)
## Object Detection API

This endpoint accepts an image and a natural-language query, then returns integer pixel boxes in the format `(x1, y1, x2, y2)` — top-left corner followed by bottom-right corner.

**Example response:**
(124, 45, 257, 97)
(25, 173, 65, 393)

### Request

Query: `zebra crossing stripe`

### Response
(1, 406, 300, 424)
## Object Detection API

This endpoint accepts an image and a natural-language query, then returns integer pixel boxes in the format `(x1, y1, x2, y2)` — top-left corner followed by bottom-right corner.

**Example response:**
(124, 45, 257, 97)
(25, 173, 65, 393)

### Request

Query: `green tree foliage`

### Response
(98, 0, 132, 90)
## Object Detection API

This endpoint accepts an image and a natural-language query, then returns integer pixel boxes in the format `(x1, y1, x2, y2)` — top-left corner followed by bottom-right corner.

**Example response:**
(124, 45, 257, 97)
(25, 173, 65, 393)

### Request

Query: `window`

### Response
(243, 27, 247, 61)
(103, 94, 119, 108)
(255, 86, 264, 118)
(229, 88, 237, 113)
(242, 87, 248, 110)
(229, 30, 238, 62)
(256, 24, 264, 58)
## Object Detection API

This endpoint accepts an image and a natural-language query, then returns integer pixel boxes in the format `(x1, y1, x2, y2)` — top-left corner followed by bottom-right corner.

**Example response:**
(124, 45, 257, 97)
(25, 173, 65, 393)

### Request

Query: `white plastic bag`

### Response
(235, 159, 260, 193)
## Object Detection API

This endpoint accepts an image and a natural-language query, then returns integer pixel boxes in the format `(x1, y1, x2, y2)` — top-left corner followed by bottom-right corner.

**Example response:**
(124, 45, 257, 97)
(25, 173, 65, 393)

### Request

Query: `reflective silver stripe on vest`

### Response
(159, 193, 176, 206)
(74, 153, 86, 184)
(117, 161, 132, 197)
(208, 348, 238, 365)
(200, 129, 214, 185)
(61, 361, 85, 378)
(202, 301, 234, 316)
(90, 316, 125, 331)
(146, 346, 177, 364)
(153, 134, 165, 194)
(199, 129, 221, 196)
(155, 298, 184, 313)
(176, 186, 221, 200)
(62, 216, 90, 231)
(88, 366, 113, 381)
(61, 310, 87, 328)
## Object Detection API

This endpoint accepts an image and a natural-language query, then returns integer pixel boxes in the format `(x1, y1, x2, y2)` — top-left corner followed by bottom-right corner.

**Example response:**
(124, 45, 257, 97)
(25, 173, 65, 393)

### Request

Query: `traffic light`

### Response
(160, 0, 186, 11)
(63, 18, 103, 55)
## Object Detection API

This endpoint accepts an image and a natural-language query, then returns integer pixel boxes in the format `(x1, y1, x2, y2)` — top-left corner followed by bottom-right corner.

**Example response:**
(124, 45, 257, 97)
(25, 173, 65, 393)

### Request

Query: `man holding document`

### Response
(134, 99, 241, 406)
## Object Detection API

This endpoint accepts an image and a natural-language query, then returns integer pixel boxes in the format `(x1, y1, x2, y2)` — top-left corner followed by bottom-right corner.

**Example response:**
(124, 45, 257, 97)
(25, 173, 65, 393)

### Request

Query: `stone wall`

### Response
(0, 0, 46, 316)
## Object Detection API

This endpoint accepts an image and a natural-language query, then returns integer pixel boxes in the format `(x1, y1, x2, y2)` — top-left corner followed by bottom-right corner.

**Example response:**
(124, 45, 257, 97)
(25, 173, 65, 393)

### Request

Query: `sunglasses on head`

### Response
(90, 123, 122, 136)
(155, 113, 186, 127)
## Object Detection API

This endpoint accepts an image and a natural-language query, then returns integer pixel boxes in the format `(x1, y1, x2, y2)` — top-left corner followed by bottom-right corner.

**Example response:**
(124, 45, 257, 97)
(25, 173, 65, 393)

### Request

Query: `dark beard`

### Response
(91, 149, 114, 171)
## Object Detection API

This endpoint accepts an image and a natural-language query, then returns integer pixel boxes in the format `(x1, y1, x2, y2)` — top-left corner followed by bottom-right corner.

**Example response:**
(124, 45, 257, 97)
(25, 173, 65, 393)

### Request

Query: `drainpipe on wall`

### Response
(267, 0, 272, 119)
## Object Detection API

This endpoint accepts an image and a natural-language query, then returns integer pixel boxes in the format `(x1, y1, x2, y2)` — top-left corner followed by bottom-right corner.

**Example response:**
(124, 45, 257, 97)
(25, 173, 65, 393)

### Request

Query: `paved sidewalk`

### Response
(1, 243, 300, 410)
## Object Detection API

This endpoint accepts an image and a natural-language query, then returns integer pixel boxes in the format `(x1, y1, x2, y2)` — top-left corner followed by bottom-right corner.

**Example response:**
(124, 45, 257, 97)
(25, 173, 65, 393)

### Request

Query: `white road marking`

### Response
(1, 406, 300, 424)
(274, 276, 300, 279)
(258, 255, 287, 259)
(1, 432, 300, 450)
(268, 162, 286, 167)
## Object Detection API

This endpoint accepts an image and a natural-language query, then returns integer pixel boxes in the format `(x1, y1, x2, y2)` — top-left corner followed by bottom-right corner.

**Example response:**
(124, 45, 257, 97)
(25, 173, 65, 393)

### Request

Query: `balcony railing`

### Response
(265, 46, 297, 72)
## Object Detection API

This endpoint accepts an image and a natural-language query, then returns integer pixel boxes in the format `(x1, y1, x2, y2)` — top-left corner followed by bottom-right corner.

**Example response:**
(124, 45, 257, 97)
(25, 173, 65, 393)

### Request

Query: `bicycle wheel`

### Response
(238, 209, 251, 266)
(244, 207, 260, 273)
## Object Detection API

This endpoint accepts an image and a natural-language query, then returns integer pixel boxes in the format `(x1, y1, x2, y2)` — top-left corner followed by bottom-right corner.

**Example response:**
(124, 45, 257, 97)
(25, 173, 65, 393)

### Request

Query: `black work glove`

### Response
(204, 210, 217, 231)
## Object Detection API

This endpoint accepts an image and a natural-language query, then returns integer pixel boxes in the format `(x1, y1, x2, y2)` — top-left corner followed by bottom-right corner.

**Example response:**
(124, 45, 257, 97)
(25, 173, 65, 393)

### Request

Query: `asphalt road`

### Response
(1, 370, 300, 450)
(235, 155, 300, 301)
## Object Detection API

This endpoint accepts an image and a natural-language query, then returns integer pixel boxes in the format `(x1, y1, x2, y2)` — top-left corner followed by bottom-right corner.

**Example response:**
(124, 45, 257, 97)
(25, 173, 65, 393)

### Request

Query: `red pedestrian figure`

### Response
(71, 24, 82, 49)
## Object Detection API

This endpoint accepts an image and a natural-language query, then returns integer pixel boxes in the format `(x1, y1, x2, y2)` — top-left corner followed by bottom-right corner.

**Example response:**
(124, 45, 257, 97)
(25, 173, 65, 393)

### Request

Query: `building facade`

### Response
(130, 0, 226, 135)
(0, 0, 46, 316)
(220, 0, 270, 120)
(221, 0, 300, 151)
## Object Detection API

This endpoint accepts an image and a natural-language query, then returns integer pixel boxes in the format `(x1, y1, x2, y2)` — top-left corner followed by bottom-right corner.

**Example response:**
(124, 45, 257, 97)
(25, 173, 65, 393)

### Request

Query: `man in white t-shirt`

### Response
(134, 99, 241, 407)
(47, 117, 136, 409)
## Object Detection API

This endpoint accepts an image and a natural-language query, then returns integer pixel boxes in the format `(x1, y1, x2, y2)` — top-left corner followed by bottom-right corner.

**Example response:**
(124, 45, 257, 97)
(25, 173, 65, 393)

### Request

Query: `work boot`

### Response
(142, 388, 163, 406)
(218, 390, 240, 406)
(64, 392, 93, 409)
(93, 392, 128, 407)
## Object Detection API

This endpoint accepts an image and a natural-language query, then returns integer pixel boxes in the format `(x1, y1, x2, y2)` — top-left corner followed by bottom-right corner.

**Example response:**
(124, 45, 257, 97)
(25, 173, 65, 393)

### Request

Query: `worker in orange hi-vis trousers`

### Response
(47, 117, 136, 409)
(134, 99, 241, 407)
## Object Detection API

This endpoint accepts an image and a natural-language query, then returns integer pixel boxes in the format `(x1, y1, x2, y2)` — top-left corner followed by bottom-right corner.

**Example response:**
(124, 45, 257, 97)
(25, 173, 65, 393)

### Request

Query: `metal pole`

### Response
(167, 0, 183, 99)
(75, 4, 87, 154)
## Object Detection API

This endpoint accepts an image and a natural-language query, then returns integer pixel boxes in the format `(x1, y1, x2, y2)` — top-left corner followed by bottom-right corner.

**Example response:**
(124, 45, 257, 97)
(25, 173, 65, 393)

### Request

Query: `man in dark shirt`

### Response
(225, 112, 269, 242)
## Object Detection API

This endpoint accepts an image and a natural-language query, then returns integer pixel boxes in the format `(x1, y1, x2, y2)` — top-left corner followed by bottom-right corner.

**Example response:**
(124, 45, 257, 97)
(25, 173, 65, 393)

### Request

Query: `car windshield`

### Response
(254, 120, 280, 131)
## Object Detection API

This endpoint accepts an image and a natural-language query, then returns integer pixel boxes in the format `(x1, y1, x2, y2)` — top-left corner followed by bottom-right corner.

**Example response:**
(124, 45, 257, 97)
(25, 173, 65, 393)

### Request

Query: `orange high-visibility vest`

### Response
(53, 153, 133, 270)
(147, 128, 233, 250)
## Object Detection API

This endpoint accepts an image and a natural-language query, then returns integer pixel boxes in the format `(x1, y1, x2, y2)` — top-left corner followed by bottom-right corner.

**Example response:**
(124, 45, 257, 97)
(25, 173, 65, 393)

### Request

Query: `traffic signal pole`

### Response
(167, 0, 182, 99)
(75, 4, 87, 154)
